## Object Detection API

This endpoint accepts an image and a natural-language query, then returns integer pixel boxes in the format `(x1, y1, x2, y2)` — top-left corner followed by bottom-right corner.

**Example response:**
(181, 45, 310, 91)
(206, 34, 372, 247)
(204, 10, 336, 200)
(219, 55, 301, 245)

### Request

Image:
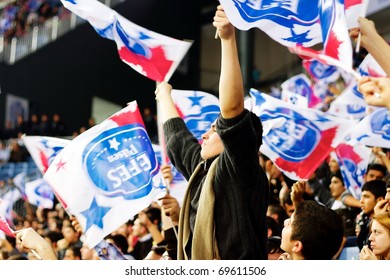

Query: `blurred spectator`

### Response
(13, 114, 28, 136)
(8, 139, 27, 162)
(3, 120, 16, 139)
(39, 113, 51, 135)
(87, 117, 96, 129)
(27, 113, 41, 135)
(37, 1, 53, 24)
(0, 140, 11, 164)
(51, 113, 67, 136)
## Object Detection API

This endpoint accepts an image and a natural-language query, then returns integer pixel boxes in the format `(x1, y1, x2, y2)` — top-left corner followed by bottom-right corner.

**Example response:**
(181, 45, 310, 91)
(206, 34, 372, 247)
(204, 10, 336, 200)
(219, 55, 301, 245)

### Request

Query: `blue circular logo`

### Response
(82, 124, 159, 199)
(262, 108, 320, 162)
(370, 109, 390, 140)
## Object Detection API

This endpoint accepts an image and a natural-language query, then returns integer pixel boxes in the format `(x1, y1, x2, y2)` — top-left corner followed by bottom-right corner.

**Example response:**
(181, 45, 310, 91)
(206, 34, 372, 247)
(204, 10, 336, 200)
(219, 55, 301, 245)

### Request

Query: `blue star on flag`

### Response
(80, 196, 111, 231)
(40, 139, 49, 149)
(95, 23, 114, 40)
(139, 31, 151, 40)
(188, 93, 204, 107)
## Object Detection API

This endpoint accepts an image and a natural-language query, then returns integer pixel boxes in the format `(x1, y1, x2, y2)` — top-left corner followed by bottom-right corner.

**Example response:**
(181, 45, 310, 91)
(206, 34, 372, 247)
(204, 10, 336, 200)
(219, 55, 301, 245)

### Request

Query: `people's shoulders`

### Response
(217, 109, 248, 128)
(341, 189, 353, 196)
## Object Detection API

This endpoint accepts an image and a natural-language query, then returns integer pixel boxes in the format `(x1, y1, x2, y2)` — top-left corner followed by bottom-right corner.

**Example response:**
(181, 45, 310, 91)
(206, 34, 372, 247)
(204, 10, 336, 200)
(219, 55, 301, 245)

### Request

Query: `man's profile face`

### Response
(365, 169, 385, 182)
(200, 123, 224, 160)
(360, 190, 378, 215)
(280, 213, 295, 255)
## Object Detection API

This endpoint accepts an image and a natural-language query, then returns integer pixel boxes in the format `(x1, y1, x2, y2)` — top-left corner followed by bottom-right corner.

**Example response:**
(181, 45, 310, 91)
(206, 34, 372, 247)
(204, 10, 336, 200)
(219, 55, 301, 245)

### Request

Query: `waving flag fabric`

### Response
(327, 81, 367, 120)
(303, 59, 340, 83)
(349, 107, 390, 149)
(0, 215, 15, 237)
(0, 188, 22, 227)
(335, 141, 371, 199)
(22, 136, 70, 175)
(171, 89, 220, 142)
(25, 178, 54, 209)
(319, 0, 352, 64)
(44, 101, 166, 248)
(357, 53, 387, 77)
(250, 88, 354, 180)
(344, 0, 368, 29)
(61, 0, 192, 82)
(219, 0, 322, 47)
(152, 144, 187, 206)
(12, 172, 27, 201)
(281, 74, 312, 108)
(220, 0, 352, 67)
(289, 44, 358, 79)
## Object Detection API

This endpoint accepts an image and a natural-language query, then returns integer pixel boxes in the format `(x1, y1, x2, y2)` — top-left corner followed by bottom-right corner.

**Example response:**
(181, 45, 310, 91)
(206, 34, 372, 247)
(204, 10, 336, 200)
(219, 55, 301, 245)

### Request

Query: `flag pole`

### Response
(156, 82, 171, 195)
(355, 0, 370, 53)
(156, 81, 179, 240)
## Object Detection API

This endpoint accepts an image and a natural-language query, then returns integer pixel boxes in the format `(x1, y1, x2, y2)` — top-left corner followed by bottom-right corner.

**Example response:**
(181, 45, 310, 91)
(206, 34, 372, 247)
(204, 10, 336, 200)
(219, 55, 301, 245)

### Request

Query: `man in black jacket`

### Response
(155, 6, 269, 260)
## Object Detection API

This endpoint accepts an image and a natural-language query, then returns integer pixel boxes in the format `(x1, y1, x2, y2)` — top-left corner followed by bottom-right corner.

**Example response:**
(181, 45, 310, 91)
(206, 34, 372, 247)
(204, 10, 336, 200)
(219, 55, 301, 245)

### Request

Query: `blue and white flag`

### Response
(303, 59, 340, 83)
(319, 0, 352, 65)
(335, 141, 371, 199)
(220, 0, 352, 67)
(25, 178, 54, 209)
(219, 0, 322, 47)
(357, 53, 387, 78)
(22, 136, 70, 175)
(44, 101, 166, 248)
(349, 107, 390, 149)
(61, 0, 192, 82)
(281, 74, 312, 108)
(152, 144, 187, 206)
(12, 172, 27, 201)
(327, 81, 367, 120)
(171, 89, 220, 142)
(0, 188, 22, 227)
(250, 88, 354, 180)
(344, 0, 369, 29)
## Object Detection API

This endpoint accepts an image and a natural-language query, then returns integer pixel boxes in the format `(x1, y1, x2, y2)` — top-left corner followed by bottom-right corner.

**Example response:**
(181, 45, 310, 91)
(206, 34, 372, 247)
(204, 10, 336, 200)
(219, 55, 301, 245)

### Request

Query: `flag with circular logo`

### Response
(44, 101, 166, 248)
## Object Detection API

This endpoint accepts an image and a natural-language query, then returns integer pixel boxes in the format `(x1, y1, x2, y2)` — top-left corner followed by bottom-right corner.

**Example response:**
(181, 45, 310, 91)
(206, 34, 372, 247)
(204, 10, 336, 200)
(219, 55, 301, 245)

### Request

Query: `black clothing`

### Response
(164, 109, 269, 259)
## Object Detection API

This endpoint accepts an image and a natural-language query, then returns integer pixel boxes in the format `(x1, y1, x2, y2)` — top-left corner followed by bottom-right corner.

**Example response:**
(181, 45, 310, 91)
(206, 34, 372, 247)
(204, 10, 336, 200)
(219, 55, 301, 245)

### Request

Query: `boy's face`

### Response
(360, 190, 378, 215)
(365, 169, 385, 182)
(200, 123, 224, 160)
(280, 213, 295, 254)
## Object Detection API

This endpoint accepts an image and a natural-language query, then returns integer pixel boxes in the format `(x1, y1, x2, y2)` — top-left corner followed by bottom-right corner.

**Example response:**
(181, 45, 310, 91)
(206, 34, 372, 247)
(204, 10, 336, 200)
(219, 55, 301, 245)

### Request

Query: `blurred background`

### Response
(0, 0, 389, 135)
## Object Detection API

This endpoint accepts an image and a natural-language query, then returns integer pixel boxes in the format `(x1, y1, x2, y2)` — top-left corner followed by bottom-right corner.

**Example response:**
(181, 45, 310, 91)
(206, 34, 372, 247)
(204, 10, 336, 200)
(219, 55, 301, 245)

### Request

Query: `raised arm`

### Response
(155, 82, 179, 123)
(350, 17, 390, 76)
(213, 5, 244, 119)
(15, 228, 57, 260)
(358, 76, 390, 111)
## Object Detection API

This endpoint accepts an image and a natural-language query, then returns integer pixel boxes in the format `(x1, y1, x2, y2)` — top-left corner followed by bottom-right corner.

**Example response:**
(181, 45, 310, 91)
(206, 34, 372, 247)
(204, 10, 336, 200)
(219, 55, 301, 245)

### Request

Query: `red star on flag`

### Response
(55, 159, 67, 172)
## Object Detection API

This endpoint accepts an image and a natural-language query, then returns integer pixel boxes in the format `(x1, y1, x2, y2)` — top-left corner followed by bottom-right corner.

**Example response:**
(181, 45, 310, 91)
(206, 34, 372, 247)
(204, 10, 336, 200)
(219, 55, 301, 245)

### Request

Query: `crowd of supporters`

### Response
(0, 0, 69, 42)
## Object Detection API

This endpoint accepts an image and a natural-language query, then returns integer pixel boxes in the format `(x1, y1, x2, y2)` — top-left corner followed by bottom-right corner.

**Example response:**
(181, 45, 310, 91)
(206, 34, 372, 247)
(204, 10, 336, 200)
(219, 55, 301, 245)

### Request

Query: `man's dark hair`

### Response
(266, 216, 282, 237)
(144, 207, 162, 231)
(331, 170, 344, 184)
(291, 200, 344, 260)
(366, 163, 387, 176)
(106, 234, 129, 254)
(362, 180, 387, 199)
(67, 245, 82, 259)
(267, 203, 289, 227)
